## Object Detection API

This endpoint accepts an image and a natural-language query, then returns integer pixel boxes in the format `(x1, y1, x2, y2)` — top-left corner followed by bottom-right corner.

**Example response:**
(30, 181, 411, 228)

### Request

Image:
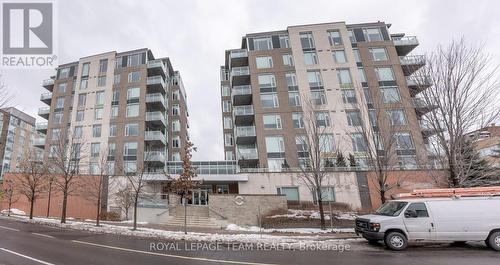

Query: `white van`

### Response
(355, 196, 500, 251)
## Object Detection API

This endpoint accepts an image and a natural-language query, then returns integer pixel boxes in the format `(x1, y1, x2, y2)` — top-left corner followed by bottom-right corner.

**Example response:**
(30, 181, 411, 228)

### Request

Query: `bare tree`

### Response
(417, 39, 500, 187)
(45, 174, 55, 218)
(167, 140, 199, 234)
(3, 179, 19, 216)
(49, 130, 87, 223)
(14, 154, 48, 219)
(114, 184, 134, 221)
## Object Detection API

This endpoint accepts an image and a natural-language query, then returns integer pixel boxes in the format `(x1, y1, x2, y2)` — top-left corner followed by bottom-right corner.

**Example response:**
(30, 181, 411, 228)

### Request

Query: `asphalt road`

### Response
(0, 217, 499, 265)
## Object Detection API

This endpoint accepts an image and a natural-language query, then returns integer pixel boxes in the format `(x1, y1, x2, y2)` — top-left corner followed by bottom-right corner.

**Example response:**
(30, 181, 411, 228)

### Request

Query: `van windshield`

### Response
(375, 201, 408, 216)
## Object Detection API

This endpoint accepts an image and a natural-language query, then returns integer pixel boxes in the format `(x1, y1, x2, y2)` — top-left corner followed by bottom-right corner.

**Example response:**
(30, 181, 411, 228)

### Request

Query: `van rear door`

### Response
(402, 202, 435, 240)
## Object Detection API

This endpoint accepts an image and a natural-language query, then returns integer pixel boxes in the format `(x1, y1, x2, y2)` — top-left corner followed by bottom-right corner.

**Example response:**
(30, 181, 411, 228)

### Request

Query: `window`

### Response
(172, 135, 180, 148)
(172, 104, 180, 115)
(310, 90, 327, 105)
(285, 72, 298, 90)
(363, 28, 383, 42)
(358, 67, 367, 83)
(81, 63, 90, 77)
(53, 112, 63, 124)
(95, 91, 105, 105)
(292, 113, 304, 128)
(123, 142, 138, 157)
(279, 35, 289, 48)
(405, 203, 429, 218)
(127, 87, 140, 100)
(399, 155, 418, 169)
(256, 56, 273, 69)
(111, 106, 118, 118)
(263, 114, 282, 129)
(128, 71, 141, 83)
(172, 120, 180, 132)
(113, 74, 121, 85)
(342, 89, 357, 104)
(57, 83, 67, 93)
(380, 87, 401, 103)
(282, 54, 294, 66)
(315, 112, 330, 127)
(94, 108, 103, 120)
(337, 69, 353, 87)
(97, 76, 106, 87)
(346, 110, 362, 126)
(327, 30, 342, 46)
(303, 51, 318, 65)
(225, 151, 235, 160)
(277, 187, 299, 201)
(124, 162, 137, 174)
(74, 126, 83, 139)
(91, 143, 100, 158)
(222, 100, 231, 113)
(386, 109, 407, 125)
(260, 93, 279, 108)
(127, 53, 141, 67)
(92, 124, 102, 138)
(319, 134, 335, 153)
(89, 163, 99, 175)
(368, 109, 377, 126)
(375, 67, 395, 81)
(172, 152, 181, 161)
(307, 70, 323, 89)
(369, 47, 388, 61)
(172, 90, 180, 101)
(109, 124, 117, 137)
(77, 94, 86, 107)
(99, 59, 108, 73)
(351, 133, 368, 152)
(316, 187, 336, 202)
(216, 185, 229, 194)
(253, 37, 272, 51)
(347, 29, 356, 43)
(295, 135, 309, 157)
(265, 136, 285, 153)
(221, 85, 230, 97)
(299, 32, 315, 50)
(108, 143, 116, 158)
(125, 123, 139, 136)
(288, 91, 301, 106)
(58, 67, 70, 79)
(224, 133, 233, 146)
(80, 77, 88, 90)
(126, 104, 139, 117)
(76, 110, 84, 122)
(332, 50, 347, 63)
(352, 48, 361, 62)
(258, 74, 276, 92)
(55, 97, 64, 109)
(51, 128, 61, 140)
(394, 132, 414, 150)
(223, 117, 233, 129)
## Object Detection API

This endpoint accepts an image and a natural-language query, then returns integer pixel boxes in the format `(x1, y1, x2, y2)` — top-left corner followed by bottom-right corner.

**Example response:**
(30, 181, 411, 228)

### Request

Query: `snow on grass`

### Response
(1, 208, 26, 215)
(267, 209, 358, 221)
(226, 224, 355, 234)
(2, 215, 360, 249)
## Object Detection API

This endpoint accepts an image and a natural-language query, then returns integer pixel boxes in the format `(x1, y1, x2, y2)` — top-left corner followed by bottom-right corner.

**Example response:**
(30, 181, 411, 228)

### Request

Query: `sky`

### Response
(1, 0, 499, 160)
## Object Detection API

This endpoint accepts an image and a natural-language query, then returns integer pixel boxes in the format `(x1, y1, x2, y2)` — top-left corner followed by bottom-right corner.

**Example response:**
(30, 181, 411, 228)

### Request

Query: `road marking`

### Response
(72, 240, 277, 265)
(0, 225, 20, 232)
(0, 248, 55, 265)
(32, 232, 55, 239)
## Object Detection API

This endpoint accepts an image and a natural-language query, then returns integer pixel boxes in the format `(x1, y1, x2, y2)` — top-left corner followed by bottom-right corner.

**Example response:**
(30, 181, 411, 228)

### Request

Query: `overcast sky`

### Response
(1, 0, 499, 160)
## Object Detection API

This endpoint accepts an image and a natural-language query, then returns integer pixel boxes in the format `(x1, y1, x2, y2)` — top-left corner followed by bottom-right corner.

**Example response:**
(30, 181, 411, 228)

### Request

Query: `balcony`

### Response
(237, 148, 259, 168)
(33, 137, 45, 148)
(232, 85, 252, 106)
(233, 105, 254, 126)
(146, 76, 166, 94)
(393, 36, 419, 56)
(420, 121, 445, 138)
(147, 59, 167, 78)
(145, 131, 166, 145)
(230, 66, 250, 87)
(40, 92, 52, 105)
(425, 143, 443, 157)
(413, 98, 438, 116)
(145, 93, 166, 111)
(42, 79, 54, 91)
(38, 107, 50, 119)
(406, 76, 431, 96)
(144, 151, 166, 165)
(229, 49, 249, 68)
(235, 126, 256, 145)
(400, 55, 425, 76)
(145, 111, 167, 127)
(35, 122, 48, 134)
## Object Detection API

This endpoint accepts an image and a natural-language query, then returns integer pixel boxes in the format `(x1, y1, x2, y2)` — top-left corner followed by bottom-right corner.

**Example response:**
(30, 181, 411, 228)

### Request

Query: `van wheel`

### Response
(487, 231, 500, 251)
(385, 232, 408, 251)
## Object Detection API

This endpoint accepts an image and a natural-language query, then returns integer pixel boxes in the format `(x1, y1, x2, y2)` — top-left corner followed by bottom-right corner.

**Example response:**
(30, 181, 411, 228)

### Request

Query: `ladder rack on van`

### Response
(393, 186, 500, 199)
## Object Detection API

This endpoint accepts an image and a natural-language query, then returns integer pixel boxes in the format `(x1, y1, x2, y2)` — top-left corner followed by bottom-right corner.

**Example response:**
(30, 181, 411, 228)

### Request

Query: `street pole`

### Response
(329, 201, 333, 232)
(184, 195, 187, 235)
(258, 205, 262, 238)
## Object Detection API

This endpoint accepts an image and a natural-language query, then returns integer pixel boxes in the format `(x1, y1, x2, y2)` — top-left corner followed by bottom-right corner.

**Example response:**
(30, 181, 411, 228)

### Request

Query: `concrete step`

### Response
(164, 216, 223, 228)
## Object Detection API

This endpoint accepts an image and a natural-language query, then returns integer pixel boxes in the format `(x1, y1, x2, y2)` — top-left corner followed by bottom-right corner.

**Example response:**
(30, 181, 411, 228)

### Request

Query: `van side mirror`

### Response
(404, 209, 418, 218)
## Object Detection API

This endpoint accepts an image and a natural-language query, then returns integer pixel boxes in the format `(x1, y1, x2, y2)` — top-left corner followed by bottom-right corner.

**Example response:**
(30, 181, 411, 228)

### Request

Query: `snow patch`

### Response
(1, 208, 26, 215)
(267, 209, 357, 221)
(226, 224, 354, 234)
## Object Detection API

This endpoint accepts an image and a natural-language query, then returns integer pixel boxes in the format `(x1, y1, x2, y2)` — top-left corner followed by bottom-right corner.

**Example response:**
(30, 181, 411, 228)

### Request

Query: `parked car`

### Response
(355, 196, 500, 251)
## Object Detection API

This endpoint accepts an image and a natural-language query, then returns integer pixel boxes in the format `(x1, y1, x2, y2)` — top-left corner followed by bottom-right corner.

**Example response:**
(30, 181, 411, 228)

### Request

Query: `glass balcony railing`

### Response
(145, 111, 167, 125)
(147, 75, 166, 87)
(236, 126, 256, 137)
(146, 93, 166, 105)
(144, 151, 166, 162)
(393, 36, 419, 46)
(233, 105, 254, 116)
(40, 92, 52, 101)
(237, 148, 258, 160)
(147, 59, 167, 73)
(42, 79, 54, 87)
(232, 85, 252, 96)
(33, 137, 46, 146)
(400, 55, 425, 66)
(230, 66, 250, 77)
(145, 131, 166, 143)
(38, 107, 50, 116)
(230, 49, 248, 59)
(35, 122, 48, 131)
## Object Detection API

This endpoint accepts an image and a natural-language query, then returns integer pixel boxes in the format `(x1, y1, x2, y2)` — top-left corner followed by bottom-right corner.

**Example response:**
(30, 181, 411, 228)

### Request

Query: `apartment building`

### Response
(36, 49, 189, 175)
(0, 107, 43, 180)
(465, 124, 500, 167)
(220, 21, 435, 171)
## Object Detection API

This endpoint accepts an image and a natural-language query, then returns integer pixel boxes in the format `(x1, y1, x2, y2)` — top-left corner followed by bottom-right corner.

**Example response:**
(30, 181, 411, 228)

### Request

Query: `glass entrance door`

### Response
(190, 188, 210, 206)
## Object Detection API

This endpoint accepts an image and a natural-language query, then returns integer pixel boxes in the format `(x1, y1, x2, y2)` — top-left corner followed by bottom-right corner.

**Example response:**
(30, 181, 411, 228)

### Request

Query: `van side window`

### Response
(406, 203, 429, 217)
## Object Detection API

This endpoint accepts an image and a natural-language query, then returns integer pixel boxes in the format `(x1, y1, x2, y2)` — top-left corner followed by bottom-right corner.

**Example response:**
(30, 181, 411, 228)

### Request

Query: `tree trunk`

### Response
(61, 192, 68, 223)
(184, 197, 187, 235)
(380, 189, 386, 204)
(46, 181, 52, 218)
(448, 156, 459, 187)
(133, 198, 138, 230)
(8, 198, 12, 217)
(96, 195, 101, 227)
(29, 197, 35, 220)
(316, 188, 326, 230)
